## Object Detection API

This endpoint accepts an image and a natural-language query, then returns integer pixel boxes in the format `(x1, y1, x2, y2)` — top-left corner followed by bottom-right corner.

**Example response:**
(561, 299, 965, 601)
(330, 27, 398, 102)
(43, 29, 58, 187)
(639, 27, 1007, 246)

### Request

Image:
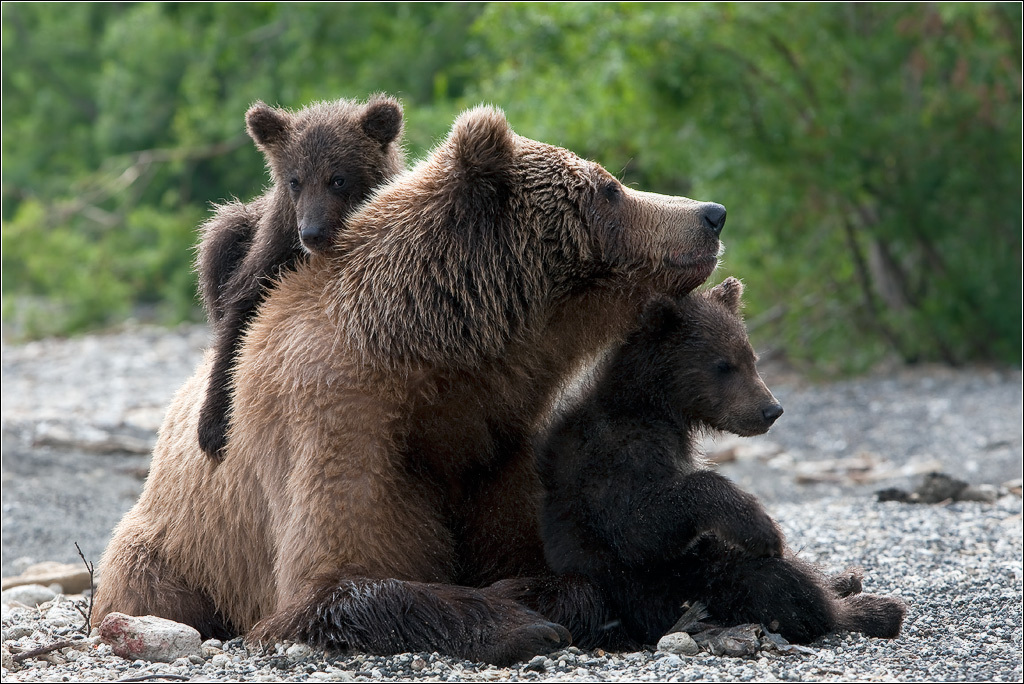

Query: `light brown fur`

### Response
(94, 106, 727, 662)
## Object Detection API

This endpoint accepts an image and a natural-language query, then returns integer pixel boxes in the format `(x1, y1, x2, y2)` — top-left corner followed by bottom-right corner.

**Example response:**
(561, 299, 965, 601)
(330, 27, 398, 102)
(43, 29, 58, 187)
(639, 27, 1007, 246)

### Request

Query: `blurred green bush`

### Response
(2, 3, 1020, 369)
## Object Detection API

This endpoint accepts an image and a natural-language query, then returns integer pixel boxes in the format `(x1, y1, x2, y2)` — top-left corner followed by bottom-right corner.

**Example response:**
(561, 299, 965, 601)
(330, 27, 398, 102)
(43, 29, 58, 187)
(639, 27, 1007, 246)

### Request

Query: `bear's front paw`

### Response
(716, 507, 785, 558)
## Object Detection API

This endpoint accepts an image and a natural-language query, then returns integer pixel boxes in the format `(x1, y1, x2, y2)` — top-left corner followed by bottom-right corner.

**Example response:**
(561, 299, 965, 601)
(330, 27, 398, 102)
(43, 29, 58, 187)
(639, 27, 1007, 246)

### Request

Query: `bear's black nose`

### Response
(700, 203, 727, 236)
(762, 403, 784, 424)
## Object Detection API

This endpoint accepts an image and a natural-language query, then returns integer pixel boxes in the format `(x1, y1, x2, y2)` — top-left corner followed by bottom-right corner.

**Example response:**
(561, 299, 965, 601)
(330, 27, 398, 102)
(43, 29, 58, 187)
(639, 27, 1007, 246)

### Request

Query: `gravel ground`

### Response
(2, 323, 1022, 681)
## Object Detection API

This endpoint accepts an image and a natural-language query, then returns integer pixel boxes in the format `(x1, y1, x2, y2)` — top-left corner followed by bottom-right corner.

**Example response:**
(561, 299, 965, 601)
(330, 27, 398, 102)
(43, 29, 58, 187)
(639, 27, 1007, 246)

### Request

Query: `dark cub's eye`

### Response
(288, 178, 300, 192)
(715, 360, 734, 374)
(330, 176, 347, 190)
(601, 180, 622, 203)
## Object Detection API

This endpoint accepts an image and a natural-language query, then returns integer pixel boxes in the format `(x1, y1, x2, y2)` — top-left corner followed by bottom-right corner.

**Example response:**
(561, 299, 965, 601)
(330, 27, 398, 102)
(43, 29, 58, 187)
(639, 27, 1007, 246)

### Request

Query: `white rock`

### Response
(1, 583, 56, 607)
(286, 642, 314, 660)
(657, 631, 700, 656)
(98, 612, 202, 663)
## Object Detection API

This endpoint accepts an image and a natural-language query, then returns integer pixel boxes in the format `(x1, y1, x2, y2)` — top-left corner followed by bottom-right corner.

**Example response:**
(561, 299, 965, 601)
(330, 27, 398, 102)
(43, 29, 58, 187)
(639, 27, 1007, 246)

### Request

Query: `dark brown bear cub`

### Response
(535, 278, 906, 649)
(195, 95, 405, 460)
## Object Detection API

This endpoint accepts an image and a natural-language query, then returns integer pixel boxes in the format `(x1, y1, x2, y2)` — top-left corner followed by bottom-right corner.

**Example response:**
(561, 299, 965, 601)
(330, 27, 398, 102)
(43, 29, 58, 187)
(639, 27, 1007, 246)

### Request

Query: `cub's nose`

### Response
(762, 403, 784, 425)
(700, 203, 727, 236)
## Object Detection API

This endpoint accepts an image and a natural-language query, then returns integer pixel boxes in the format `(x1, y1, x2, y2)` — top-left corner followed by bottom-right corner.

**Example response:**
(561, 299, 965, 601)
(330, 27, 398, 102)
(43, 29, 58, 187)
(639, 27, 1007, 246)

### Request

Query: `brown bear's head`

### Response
(335, 106, 727, 366)
(629, 277, 783, 437)
(245, 94, 405, 253)
(432, 106, 726, 296)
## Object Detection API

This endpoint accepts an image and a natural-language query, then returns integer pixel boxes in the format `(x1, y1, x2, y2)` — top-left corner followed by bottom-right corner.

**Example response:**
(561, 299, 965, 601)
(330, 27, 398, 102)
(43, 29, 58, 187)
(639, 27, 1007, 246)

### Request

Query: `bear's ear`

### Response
(361, 95, 404, 148)
(639, 295, 685, 337)
(448, 105, 515, 183)
(709, 276, 744, 314)
(246, 102, 292, 150)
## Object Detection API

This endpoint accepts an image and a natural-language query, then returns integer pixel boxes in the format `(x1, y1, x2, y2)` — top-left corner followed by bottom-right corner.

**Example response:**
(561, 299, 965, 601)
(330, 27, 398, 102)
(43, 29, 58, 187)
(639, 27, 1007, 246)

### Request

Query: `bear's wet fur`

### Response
(93, 105, 729, 664)
(195, 95, 405, 460)
(532, 278, 906, 648)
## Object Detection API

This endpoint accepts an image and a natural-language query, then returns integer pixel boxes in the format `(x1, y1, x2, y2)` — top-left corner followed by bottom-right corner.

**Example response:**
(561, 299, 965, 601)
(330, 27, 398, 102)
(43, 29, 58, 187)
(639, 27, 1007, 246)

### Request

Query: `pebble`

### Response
(656, 631, 699, 656)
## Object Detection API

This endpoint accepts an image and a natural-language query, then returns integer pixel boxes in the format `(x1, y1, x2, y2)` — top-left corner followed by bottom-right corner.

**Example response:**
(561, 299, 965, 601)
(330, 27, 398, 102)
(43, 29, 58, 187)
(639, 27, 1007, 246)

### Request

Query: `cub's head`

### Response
(632, 277, 783, 436)
(245, 94, 405, 253)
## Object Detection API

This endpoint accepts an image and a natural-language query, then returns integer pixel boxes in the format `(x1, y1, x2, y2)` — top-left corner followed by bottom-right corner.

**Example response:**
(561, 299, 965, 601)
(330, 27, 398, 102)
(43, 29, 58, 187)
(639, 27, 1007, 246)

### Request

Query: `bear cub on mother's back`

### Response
(536, 278, 906, 649)
(195, 95, 405, 460)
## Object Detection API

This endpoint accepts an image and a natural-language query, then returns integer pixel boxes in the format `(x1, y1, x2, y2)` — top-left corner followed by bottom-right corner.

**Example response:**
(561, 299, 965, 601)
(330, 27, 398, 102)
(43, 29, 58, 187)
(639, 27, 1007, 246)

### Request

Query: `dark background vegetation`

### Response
(2, 3, 1020, 372)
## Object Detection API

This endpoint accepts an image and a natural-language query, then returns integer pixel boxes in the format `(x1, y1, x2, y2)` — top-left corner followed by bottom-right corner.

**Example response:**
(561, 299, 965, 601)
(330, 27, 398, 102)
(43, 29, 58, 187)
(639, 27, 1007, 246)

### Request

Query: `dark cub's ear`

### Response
(246, 102, 292, 150)
(361, 95, 404, 148)
(639, 295, 685, 337)
(709, 276, 744, 314)
(448, 105, 515, 184)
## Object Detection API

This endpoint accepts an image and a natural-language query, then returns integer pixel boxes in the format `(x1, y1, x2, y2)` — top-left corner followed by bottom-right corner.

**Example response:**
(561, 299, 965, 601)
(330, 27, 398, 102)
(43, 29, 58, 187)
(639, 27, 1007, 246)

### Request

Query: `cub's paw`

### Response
(197, 407, 229, 462)
(715, 505, 785, 558)
(828, 568, 864, 598)
(836, 593, 907, 639)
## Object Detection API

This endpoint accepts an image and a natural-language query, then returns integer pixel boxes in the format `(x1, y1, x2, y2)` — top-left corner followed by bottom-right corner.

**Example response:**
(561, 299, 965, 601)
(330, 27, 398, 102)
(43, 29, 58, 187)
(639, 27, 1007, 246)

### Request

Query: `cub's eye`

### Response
(330, 176, 347, 190)
(601, 181, 622, 203)
(715, 360, 734, 374)
(288, 178, 300, 192)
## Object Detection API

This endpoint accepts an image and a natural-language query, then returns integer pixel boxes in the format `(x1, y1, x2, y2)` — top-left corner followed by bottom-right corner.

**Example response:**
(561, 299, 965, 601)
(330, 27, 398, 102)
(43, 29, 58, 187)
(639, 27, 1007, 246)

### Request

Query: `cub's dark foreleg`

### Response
(196, 199, 262, 324)
(198, 235, 303, 460)
(250, 577, 571, 666)
(569, 467, 784, 570)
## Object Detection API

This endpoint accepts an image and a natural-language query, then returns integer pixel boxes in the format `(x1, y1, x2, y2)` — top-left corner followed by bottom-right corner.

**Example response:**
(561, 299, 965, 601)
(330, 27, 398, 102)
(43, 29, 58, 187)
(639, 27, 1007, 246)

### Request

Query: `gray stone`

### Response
(657, 631, 700, 656)
(98, 612, 202, 663)
(1, 583, 56, 607)
(286, 642, 314, 660)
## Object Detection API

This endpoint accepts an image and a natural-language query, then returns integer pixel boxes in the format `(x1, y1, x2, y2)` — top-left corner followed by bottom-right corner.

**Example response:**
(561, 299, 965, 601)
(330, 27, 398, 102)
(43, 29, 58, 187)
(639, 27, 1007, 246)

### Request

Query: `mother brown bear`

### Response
(92, 106, 726, 665)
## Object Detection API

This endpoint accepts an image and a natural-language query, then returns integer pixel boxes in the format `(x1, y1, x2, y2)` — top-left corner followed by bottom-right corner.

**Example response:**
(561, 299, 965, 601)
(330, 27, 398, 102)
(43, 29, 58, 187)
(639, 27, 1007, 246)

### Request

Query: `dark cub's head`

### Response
(245, 94, 405, 253)
(626, 277, 783, 437)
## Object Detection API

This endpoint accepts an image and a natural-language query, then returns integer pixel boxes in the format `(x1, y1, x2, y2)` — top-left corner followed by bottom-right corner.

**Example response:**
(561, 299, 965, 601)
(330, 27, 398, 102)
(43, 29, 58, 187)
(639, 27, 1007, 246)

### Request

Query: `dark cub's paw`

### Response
(197, 402, 229, 462)
(828, 568, 864, 598)
(836, 593, 907, 639)
(715, 502, 785, 558)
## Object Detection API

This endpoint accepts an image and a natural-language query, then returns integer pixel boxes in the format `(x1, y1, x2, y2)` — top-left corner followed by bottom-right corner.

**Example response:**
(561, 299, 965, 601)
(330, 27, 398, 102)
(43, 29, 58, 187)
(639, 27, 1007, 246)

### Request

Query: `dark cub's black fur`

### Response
(530, 278, 905, 649)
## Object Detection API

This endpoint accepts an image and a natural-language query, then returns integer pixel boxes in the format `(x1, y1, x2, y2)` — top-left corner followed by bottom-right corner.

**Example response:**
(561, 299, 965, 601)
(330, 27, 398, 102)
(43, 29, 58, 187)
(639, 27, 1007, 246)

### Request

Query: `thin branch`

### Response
(73, 542, 95, 634)
(10, 639, 80, 663)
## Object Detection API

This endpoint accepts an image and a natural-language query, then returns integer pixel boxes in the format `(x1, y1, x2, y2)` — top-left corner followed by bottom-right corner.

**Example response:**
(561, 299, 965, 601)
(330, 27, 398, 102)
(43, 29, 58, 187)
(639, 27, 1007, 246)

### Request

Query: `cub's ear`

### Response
(639, 295, 685, 337)
(246, 102, 292, 150)
(362, 94, 404, 147)
(709, 276, 744, 314)
(448, 105, 515, 183)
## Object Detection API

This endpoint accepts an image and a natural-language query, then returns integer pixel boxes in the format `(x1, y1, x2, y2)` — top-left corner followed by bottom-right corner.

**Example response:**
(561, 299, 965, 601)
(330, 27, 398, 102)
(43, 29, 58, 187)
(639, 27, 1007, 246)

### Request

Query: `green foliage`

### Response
(2, 3, 1020, 369)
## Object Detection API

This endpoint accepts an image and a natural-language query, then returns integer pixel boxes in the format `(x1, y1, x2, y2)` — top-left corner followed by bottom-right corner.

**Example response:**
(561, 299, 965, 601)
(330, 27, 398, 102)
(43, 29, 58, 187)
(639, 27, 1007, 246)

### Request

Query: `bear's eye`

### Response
(330, 176, 347, 190)
(288, 178, 300, 192)
(601, 181, 622, 203)
(715, 360, 734, 374)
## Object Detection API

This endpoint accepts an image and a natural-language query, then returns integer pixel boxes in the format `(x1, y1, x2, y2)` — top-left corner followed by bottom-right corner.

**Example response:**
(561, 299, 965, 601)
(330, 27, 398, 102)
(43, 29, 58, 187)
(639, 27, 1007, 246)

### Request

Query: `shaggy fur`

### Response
(195, 95, 405, 460)
(523, 280, 906, 648)
(93, 106, 729, 664)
